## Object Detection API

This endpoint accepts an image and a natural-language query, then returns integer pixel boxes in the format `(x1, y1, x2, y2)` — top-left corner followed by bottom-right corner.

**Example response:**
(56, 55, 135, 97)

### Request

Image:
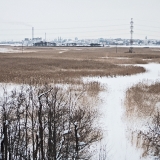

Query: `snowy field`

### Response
(108, 45, 160, 48)
(0, 63, 160, 159)
(0, 48, 21, 53)
(0, 47, 36, 53)
(83, 63, 160, 160)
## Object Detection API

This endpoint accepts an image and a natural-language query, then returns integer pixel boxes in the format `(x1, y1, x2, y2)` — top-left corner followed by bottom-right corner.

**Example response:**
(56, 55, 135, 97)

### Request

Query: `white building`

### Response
(23, 37, 42, 46)
(144, 36, 148, 45)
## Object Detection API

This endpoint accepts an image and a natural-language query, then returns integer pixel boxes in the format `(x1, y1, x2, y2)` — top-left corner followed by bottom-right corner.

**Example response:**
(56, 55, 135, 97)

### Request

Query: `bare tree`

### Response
(138, 112, 160, 159)
(0, 84, 102, 159)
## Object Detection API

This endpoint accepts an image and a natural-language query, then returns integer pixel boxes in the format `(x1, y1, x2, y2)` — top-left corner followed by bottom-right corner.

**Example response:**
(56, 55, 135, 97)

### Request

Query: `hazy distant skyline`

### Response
(0, 0, 160, 41)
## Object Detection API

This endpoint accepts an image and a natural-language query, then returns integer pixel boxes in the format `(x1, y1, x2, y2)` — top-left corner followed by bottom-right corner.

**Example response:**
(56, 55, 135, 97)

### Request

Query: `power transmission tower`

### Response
(129, 18, 134, 53)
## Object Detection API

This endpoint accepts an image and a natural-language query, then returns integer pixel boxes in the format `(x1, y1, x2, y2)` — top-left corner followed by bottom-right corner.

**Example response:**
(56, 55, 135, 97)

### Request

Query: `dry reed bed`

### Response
(3, 46, 160, 59)
(0, 46, 155, 84)
(125, 82, 160, 119)
(0, 55, 145, 84)
(124, 82, 160, 159)
(26, 47, 160, 64)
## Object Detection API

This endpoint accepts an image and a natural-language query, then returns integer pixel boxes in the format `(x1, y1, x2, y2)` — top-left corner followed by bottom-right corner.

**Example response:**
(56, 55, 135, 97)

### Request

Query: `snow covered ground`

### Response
(84, 63, 160, 160)
(108, 45, 160, 48)
(56, 48, 69, 54)
(0, 63, 160, 159)
(0, 83, 25, 98)
(0, 47, 36, 53)
(0, 48, 21, 53)
(100, 56, 132, 60)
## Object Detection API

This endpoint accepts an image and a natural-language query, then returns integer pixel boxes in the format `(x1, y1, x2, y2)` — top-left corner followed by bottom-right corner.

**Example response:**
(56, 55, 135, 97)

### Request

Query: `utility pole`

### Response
(22, 40, 24, 53)
(32, 27, 34, 40)
(45, 33, 46, 42)
(129, 18, 134, 53)
(32, 27, 34, 46)
(116, 43, 117, 53)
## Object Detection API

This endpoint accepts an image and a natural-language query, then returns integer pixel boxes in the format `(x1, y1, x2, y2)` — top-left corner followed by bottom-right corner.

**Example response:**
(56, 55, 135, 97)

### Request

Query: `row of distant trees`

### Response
(0, 85, 102, 160)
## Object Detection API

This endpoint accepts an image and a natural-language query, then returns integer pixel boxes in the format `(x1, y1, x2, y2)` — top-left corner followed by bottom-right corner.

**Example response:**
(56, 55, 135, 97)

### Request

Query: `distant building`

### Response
(32, 38, 42, 44)
(23, 37, 42, 46)
(116, 41, 124, 45)
(75, 37, 78, 41)
(23, 38, 32, 46)
(34, 41, 56, 46)
(90, 43, 101, 47)
(66, 42, 77, 46)
(144, 36, 148, 45)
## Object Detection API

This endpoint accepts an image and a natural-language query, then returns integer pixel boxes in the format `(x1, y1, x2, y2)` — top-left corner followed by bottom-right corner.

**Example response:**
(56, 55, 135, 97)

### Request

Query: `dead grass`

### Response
(84, 81, 105, 96)
(0, 56, 145, 84)
(125, 82, 160, 119)
(124, 81, 160, 159)
(1, 46, 157, 84)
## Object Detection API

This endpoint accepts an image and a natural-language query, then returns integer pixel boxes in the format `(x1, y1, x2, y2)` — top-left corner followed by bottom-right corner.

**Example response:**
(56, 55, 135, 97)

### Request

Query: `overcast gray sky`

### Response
(0, 0, 160, 41)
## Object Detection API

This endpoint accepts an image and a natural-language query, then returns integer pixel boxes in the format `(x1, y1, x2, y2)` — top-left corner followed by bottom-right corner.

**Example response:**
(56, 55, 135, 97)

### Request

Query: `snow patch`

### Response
(84, 63, 160, 160)
(0, 48, 36, 53)
(100, 56, 131, 59)
(78, 142, 86, 146)
(63, 130, 71, 135)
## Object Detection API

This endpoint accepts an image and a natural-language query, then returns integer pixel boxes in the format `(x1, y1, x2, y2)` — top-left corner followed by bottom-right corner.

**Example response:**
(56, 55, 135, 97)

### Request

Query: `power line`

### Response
(0, 29, 129, 35)
(0, 19, 129, 24)
(134, 33, 160, 38)
(136, 24, 160, 29)
(0, 20, 159, 40)
(1, 18, 159, 24)
(0, 24, 128, 31)
(0, 31, 159, 38)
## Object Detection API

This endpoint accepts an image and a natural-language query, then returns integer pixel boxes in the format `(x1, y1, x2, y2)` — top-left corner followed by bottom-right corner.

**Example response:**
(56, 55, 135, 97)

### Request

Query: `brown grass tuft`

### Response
(125, 82, 160, 119)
